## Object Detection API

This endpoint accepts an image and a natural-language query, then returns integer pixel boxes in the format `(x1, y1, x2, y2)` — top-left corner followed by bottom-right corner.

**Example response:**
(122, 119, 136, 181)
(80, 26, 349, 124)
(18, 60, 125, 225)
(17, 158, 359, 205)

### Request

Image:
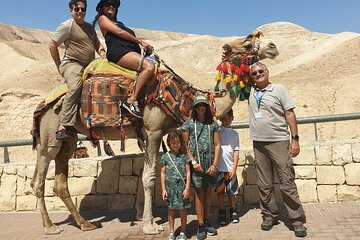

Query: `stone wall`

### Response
(0, 141, 360, 212)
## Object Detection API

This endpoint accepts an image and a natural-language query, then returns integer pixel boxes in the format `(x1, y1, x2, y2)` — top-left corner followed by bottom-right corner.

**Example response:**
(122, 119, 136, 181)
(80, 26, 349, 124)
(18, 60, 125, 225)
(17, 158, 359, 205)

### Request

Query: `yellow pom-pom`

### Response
(215, 73, 221, 81)
(233, 74, 238, 81)
(225, 75, 232, 84)
(240, 80, 245, 88)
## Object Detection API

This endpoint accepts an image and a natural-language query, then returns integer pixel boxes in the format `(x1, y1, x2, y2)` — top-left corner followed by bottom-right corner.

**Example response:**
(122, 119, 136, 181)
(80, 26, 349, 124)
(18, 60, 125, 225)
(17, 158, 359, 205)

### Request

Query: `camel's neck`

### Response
(214, 93, 237, 119)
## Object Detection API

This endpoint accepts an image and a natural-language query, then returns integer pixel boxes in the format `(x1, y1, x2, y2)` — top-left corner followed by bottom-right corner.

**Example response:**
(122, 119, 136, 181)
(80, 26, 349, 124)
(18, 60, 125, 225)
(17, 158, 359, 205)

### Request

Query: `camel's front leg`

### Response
(33, 146, 64, 235)
(54, 146, 96, 232)
(142, 129, 164, 235)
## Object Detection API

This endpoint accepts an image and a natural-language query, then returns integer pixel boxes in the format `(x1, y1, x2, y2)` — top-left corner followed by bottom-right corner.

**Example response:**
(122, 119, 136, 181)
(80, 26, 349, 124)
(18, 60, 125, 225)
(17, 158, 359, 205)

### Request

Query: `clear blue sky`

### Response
(1, 0, 359, 37)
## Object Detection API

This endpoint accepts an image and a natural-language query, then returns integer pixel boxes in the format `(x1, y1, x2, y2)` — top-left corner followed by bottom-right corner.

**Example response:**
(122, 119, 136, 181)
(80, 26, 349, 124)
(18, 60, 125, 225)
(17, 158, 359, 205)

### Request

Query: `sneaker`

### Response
(168, 232, 176, 240)
(293, 223, 307, 237)
(123, 101, 142, 119)
(218, 208, 227, 225)
(229, 208, 239, 223)
(196, 224, 206, 240)
(204, 219, 217, 236)
(179, 232, 187, 240)
(261, 218, 274, 231)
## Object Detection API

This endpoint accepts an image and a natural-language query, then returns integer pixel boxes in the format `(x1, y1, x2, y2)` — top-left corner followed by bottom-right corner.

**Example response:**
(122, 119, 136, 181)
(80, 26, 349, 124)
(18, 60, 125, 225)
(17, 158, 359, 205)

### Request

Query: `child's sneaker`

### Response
(229, 208, 239, 223)
(179, 232, 187, 240)
(218, 208, 227, 225)
(196, 224, 206, 240)
(204, 219, 217, 236)
(168, 232, 176, 240)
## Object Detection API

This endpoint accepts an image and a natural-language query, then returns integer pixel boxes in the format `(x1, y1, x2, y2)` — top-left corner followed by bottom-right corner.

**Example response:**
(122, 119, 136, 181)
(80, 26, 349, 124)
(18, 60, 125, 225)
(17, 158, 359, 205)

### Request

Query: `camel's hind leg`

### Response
(53, 142, 96, 231)
(142, 129, 164, 234)
(32, 145, 64, 235)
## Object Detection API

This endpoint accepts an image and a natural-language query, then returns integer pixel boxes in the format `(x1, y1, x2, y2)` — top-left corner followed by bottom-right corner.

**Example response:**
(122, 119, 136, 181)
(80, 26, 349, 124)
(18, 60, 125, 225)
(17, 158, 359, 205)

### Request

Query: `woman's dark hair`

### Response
(69, 0, 87, 9)
(92, 2, 118, 28)
(191, 103, 214, 124)
(166, 130, 186, 154)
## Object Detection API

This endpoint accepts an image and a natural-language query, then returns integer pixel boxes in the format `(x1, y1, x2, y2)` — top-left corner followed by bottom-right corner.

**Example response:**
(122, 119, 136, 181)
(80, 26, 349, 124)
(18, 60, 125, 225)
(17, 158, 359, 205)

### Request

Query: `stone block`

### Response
(317, 166, 345, 184)
(295, 179, 318, 203)
(97, 159, 120, 194)
(72, 159, 98, 177)
(293, 146, 316, 165)
(16, 195, 37, 211)
(294, 166, 316, 179)
(244, 165, 257, 185)
(25, 165, 35, 179)
(119, 176, 138, 194)
(237, 150, 246, 166)
(337, 185, 360, 202)
(315, 145, 332, 165)
(24, 179, 34, 196)
(317, 185, 337, 202)
(44, 180, 55, 197)
(120, 157, 133, 176)
(16, 165, 26, 178)
(54, 196, 76, 211)
(332, 144, 353, 166)
(235, 166, 245, 187)
(44, 197, 55, 211)
(16, 176, 26, 196)
(108, 194, 135, 210)
(3, 164, 17, 175)
(244, 150, 254, 165)
(77, 195, 108, 210)
(0, 174, 17, 211)
(344, 163, 360, 185)
(244, 185, 259, 205)
(46, 162, 55, 180)
(68, 177, 96, 195)
(133, 156, 144, 176)
(352, 143, 360, 163)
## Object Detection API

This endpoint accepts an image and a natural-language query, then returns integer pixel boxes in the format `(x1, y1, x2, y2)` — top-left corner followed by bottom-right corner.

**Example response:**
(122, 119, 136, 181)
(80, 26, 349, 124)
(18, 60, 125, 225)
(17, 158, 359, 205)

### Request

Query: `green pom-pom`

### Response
(239, 92, 246, 101)
(214, 85, 220, 93)
(235, 84, 241, 94)
(229, 88, 235, 96)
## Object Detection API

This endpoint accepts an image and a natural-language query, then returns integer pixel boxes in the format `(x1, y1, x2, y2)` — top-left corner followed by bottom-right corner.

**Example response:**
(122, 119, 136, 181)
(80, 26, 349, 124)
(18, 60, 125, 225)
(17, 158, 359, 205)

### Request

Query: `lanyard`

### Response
(255, 89, 266, 111)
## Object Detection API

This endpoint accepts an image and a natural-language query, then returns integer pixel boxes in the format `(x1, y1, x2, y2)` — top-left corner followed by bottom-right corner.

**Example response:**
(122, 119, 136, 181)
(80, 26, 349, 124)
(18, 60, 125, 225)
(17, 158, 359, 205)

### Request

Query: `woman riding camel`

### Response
(93, 0, 154, 118)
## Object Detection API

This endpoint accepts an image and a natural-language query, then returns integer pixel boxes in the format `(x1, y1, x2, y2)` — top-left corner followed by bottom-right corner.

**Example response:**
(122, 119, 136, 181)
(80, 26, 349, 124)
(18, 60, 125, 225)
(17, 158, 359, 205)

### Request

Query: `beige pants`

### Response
(59, 62, 84, 127)
(253, 140, 306, 224)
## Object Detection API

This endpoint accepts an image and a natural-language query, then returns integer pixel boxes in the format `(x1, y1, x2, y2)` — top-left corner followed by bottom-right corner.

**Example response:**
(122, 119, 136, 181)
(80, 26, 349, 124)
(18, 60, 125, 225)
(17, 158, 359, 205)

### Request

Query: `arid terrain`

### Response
(0, 22, 359, 162)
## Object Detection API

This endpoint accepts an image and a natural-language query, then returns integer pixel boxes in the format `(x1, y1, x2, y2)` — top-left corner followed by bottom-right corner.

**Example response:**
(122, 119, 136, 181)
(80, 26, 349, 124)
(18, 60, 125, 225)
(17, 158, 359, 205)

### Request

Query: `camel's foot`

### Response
(80, 221, 97, 231)
(143, 221, 164, 235)
(44, 225, 64, 235)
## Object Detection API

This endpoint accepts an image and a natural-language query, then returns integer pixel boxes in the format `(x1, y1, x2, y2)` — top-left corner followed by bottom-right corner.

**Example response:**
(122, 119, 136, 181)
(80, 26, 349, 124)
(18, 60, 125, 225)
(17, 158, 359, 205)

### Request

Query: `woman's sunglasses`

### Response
(74, 7, 86, 12)
(104, 2, 116, 8)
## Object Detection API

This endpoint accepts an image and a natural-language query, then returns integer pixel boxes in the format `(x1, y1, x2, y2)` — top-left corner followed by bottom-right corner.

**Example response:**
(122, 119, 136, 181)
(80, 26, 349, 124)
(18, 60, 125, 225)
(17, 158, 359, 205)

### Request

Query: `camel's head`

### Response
(258, 41, 279, 60)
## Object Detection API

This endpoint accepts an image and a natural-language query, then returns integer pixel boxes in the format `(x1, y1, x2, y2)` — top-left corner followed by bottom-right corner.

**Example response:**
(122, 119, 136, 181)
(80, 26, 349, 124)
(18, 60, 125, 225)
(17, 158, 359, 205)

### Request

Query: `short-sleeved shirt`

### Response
(249, 83, 295, 141)
(181, 119, 220, 188)
(160, 152, 191, 210)
(218, 126, 240, 172)
(52, 19, 99, 67)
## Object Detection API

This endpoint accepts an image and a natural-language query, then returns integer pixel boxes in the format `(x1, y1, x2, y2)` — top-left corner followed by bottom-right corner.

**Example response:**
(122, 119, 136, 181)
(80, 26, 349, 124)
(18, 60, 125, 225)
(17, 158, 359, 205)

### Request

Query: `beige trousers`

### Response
(59, 62, 84, 127)
(253, 140, 306, 224)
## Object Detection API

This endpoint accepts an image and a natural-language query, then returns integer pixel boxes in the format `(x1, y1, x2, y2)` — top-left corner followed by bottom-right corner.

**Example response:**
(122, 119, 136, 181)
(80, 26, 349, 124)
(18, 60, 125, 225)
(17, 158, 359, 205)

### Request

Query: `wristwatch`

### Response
(292, 135, 300, 141)
(191, 160, 197, 166)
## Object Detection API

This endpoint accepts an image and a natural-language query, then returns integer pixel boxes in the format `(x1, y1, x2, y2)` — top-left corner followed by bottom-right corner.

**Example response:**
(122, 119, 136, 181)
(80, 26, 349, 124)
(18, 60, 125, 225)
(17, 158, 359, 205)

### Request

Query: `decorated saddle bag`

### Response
(81, 59, 136, 128)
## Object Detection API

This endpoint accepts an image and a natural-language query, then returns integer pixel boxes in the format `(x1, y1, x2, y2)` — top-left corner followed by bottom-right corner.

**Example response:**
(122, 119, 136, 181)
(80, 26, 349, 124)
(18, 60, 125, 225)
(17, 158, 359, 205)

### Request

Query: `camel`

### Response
(30, 36, 279, 235)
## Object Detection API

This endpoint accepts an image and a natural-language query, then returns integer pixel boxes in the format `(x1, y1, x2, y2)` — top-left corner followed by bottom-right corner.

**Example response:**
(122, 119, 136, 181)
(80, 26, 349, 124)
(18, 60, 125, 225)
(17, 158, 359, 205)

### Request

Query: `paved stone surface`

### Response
(0, 202, 360, 239)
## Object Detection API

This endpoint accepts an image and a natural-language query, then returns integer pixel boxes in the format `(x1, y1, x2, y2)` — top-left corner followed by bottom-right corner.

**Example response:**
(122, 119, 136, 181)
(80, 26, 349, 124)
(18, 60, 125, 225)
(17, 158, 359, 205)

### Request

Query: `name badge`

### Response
(254, 112, 263, 119)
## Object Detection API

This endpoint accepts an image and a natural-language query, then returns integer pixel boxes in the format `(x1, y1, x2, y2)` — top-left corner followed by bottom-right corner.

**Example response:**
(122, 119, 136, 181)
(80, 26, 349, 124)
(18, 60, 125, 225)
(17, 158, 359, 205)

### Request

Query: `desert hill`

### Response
(0, 21, 359, 161)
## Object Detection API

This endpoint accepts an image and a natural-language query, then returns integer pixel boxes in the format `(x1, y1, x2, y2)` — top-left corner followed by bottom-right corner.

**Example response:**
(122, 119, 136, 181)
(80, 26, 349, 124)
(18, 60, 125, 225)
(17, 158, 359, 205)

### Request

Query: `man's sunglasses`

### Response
(74, 7, 86, 12)
(251, 69, 265, 77)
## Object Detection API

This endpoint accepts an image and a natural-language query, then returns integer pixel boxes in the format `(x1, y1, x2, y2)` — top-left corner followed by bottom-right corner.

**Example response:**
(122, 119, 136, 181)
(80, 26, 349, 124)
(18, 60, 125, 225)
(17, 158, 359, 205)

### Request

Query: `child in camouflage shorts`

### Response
(160, 130, 191, 240)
